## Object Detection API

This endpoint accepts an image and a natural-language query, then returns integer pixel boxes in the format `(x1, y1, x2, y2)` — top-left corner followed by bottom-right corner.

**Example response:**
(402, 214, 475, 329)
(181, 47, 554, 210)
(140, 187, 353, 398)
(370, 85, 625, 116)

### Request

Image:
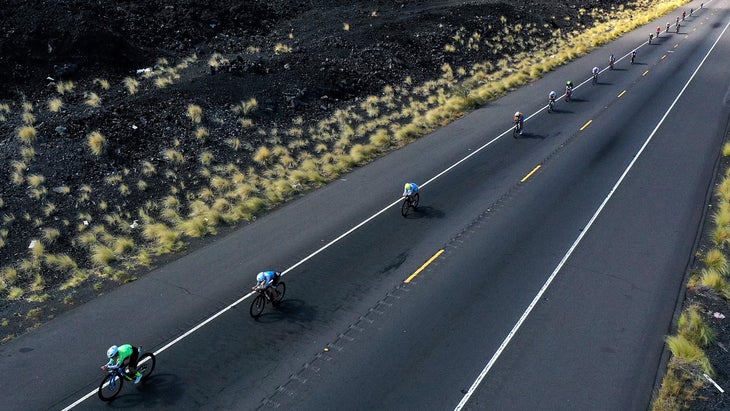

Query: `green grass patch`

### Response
(704, 248, 728, 274)
(678, 305, 715, 348)
(91, 244, 116, 266)
(666, 335, 714, 376)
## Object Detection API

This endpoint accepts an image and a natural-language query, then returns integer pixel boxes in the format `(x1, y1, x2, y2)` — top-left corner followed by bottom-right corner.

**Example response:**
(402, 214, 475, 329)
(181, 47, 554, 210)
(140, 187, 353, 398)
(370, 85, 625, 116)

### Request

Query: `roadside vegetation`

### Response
(652, 143, 730, 410)
(0, 0, 690, 348)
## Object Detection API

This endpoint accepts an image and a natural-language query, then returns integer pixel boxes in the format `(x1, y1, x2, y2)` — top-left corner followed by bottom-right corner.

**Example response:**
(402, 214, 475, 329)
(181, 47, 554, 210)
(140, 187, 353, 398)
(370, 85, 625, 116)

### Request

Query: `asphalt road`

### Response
(1, 1, 729, 410)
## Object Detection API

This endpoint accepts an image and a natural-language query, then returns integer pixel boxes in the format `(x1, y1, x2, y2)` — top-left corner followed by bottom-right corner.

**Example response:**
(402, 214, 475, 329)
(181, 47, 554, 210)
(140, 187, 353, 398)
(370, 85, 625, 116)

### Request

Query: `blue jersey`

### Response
(259, 271, 277, 287)
(403, 183, 419, 197)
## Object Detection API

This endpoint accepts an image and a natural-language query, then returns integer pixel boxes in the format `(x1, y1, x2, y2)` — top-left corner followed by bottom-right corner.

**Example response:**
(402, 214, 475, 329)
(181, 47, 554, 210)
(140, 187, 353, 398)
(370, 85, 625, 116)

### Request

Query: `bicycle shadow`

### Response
(404, 205, 445, 219)
(102, 373, 185, 408)
(515, 132, 546, 140)
(548, 108, 574, 114)
(253, 298, 317, 323)
(566, 97, 588, 103)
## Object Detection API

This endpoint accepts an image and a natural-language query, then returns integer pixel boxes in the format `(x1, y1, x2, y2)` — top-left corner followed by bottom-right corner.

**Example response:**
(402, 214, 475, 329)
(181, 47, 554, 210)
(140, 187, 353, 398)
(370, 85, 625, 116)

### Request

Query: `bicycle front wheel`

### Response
(273, 282, 286, 305)
(401, 198, 410, 217)
(98, 373, 123, 402)
(411, 193, 420, 209)
(250, 294, 266, 318)
(137, 353, 156, 382)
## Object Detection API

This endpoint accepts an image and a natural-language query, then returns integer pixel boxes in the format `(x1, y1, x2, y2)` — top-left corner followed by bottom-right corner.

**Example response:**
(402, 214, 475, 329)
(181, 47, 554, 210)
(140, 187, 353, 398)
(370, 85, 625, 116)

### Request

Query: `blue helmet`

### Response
(256, 272, 266, 282)
(107, 345, 119, 358)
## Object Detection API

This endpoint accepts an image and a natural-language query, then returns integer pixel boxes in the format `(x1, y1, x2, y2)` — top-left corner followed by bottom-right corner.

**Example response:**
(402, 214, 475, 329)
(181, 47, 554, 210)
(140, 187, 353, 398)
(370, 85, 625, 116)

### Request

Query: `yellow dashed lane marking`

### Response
(661, 54, 667, 60)
(404, 249, 444, 283)
(580, 120, 593, 131)
(617, 90, 627, 98)
(521, 165, 542, 183)
(642, 70, 649, 76)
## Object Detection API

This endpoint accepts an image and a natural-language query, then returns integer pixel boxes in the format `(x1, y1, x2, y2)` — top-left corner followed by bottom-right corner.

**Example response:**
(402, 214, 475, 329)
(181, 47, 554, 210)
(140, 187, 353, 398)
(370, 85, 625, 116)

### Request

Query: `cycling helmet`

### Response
(566, 81, 573, 86)
(405, 183, 413, 191)
(107, 345, 119, 358)
(514, 111, 520, 117)
(256, 272, 265, 283)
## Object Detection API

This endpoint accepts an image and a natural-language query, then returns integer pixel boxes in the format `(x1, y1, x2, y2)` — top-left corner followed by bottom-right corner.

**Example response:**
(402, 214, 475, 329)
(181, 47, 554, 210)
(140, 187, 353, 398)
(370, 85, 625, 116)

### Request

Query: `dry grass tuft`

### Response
(17, 126, 37, 144)
(87, 131, 106, 156)
(85, 92, 101, 107)
(187, 104, 203, 123)
(48, 98, 63, 112)
(123, 77, 139, 94)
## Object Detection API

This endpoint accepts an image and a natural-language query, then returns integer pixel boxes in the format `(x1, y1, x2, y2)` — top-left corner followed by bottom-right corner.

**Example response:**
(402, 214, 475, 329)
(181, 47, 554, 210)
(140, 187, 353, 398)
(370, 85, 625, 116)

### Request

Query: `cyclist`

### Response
(609, 54, 615, 69)
(513, 111, 524, 135)
(253, 270, 282, 301)
(102, 344, 143, 384)
(676, 16, 680, 25)
(403, 182, 419, 199)
(548, 90, 557, 107)
(630, 50, 637, 64)
(592, 66, 599, 82)
(565, 81, 573, 100)
(676, 22, 680, 33)
(682, 11, 686, 20)
(649, 33, 653, 44)
(666, 22, 670, 32)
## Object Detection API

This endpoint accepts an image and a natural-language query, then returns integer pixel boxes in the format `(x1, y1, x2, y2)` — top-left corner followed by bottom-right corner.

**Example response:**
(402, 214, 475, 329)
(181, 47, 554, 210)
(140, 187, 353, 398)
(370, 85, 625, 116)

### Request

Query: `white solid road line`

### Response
(453, 13, 730, 411)
(63, 5, 724, 410)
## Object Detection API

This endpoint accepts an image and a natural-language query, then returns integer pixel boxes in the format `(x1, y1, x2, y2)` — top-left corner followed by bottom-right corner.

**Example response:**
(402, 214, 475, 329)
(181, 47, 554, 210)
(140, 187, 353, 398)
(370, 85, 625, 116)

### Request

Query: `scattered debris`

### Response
(713, 312, 725, 319)
(28, 240, 37, 249)
(130, 220, 139, 229)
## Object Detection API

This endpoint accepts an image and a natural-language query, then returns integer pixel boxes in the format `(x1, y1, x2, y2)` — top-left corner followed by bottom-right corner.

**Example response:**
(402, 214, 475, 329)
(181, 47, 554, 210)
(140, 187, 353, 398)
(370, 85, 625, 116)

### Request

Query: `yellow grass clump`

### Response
(87, 131, 106, 156)
(85, 92, 101, 107)
(253, 146, 272, 164)
(123, 77, 139, 94)
(17, 126, 37, 144)
(187, 104, 203, 123)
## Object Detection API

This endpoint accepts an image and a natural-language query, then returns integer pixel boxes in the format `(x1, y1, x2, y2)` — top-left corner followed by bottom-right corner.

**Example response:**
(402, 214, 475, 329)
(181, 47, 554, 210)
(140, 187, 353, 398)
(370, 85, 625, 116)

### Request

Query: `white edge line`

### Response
(454, 16, 730, 411)
(64, 8, 723, 410)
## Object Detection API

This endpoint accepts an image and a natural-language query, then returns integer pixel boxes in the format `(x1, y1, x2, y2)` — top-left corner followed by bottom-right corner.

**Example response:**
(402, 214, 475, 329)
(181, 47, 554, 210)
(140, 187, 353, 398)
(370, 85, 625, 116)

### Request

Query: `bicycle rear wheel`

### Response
(98, 373, 123, 402)
(137, 352, 156, 382)
(273, 282, 286, 305)
(250, 294, 266, 318)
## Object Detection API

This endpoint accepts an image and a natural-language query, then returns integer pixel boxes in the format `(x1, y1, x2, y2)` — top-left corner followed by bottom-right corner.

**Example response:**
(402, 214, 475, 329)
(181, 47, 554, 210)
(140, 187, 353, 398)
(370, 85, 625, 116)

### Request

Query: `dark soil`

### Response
(3, 2, 727, 408)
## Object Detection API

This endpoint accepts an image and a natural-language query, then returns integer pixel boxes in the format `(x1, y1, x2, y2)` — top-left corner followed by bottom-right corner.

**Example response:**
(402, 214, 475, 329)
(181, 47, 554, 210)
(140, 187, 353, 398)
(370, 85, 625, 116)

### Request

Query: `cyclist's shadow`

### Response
(253, 298, 316, 323)
(403, 205, 445, 219)
(516, 132, 546, 140)
(104, 373, 184, 408)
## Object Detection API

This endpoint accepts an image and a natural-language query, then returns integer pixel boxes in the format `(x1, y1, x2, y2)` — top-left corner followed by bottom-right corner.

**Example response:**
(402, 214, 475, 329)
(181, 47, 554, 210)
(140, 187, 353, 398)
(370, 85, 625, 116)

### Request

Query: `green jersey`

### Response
(111, 344, 134, 366)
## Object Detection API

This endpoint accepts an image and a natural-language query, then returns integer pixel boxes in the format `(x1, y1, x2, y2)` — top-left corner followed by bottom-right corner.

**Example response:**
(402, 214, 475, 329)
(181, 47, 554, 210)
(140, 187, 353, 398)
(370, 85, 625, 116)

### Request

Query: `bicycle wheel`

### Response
(513, 123, 519, 138)
(548, 101, 553, 112)
(250, 294, 266, 318)
(136, 353, 156, 382)
(273, 282, 286, 305)
(401, 198, 410, 217)
(98, 373, 123, 402)
(411, 193, 420, 209)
